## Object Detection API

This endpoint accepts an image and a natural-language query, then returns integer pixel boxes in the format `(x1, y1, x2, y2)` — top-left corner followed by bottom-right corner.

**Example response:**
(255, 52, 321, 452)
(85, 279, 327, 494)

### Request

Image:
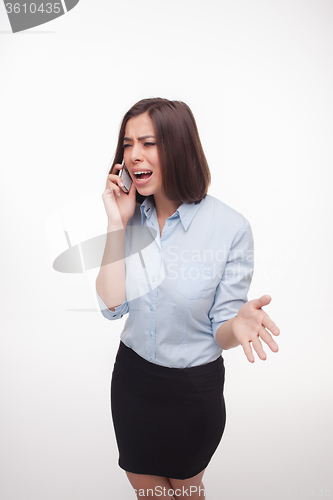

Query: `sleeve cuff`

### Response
(211, 312, 240, 340)
(211, 319, 229, 340)
(95, 289, 128, 320)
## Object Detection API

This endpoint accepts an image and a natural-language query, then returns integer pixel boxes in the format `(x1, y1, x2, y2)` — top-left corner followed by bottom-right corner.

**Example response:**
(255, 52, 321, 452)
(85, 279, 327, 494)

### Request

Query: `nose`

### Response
(130, 143, 143, 163)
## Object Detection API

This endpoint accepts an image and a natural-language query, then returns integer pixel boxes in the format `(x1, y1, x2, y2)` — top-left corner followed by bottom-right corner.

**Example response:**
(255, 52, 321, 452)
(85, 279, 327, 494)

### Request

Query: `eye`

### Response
(144, 142, 156, 147)
(122, 144, 131, 148)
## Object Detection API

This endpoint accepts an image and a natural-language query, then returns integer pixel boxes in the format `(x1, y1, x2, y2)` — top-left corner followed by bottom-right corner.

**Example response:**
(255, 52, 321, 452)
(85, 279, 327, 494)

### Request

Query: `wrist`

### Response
(215, 317, 240, 350)
(107, 219, 126, 231)
(230, 316, 237, 336)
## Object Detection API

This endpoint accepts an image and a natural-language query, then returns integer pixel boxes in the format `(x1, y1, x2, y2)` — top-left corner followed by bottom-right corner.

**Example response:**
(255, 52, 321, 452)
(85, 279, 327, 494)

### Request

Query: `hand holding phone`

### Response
(119, 161, 133, 194)
(103, 160, 136, 225)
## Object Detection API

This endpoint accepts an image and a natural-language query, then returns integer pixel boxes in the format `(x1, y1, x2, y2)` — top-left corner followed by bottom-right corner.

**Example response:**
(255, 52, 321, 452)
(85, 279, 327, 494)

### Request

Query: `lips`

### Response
(132, 171, 153, 186)
(132, 170, 152, 177)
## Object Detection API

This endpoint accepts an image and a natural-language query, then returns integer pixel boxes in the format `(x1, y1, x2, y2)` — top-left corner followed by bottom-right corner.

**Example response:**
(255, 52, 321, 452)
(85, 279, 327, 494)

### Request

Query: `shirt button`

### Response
(149, 330, 153, 337)
(149, 356, 152, 362)
(150, 305, 154, 311)
(168, 221, 172, 226)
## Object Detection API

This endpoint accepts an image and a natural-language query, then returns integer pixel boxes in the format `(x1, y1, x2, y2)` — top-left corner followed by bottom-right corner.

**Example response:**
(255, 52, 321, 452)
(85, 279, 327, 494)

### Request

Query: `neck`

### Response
(153, 190, 181, 220)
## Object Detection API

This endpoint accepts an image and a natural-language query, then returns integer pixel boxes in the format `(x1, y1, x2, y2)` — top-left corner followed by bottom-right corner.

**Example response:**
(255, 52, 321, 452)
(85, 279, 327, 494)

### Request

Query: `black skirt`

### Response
(110, 340, 226, 480)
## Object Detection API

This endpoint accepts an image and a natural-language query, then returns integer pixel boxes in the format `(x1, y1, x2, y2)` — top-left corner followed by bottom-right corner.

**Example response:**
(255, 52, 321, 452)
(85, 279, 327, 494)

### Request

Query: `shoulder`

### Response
(200, 194, 250, 233)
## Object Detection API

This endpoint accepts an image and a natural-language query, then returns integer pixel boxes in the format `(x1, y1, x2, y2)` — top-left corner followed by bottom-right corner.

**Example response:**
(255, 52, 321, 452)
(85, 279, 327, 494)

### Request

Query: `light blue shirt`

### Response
(96, 193, 254, 368)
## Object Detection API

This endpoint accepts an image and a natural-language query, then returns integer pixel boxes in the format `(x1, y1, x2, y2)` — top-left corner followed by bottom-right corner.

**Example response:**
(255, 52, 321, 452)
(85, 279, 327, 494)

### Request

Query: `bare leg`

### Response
(125, 471, 176, 499)
(168, 469, 206, 499)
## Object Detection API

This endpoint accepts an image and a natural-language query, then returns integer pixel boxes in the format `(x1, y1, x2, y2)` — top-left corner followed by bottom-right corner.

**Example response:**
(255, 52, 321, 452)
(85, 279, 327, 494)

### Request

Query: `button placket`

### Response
(147, 245, 162, 287)
(148, 286, 158, 362)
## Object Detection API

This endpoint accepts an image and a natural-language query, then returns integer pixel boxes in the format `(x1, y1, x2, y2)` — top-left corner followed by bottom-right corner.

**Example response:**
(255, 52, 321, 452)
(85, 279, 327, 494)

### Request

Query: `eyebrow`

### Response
(123, 135, 156, 142)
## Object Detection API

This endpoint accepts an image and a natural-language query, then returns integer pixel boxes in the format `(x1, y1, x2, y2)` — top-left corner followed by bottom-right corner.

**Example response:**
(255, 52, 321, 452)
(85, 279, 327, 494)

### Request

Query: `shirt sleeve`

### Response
(209, 218, 254, 340)
(95, 288, 129, 320)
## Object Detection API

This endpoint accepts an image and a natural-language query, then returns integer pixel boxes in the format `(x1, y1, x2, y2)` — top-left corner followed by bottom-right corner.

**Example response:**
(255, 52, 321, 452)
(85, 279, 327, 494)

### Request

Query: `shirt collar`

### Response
(140, 195, 204, 231)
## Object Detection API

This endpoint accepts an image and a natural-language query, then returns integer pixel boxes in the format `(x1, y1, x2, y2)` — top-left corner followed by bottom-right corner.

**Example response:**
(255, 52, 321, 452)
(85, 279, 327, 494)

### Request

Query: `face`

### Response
(123, 112, 163, 197)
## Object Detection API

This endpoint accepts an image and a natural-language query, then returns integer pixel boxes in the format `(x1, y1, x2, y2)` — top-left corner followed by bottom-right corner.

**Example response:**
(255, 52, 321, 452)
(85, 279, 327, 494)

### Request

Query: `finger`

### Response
(102, 188, 116, 206)
(108, 172, 124, 184)
(241, 341, 255, 363)
(251, 295, 272, 310)
(251, 334, 267, 361)
(107, 178, 123, 197)
(108, 172, 125, 189)
(259, 325, 279, 353)
(110, 163, 123, 174)
(262, 314, 280, 336)
(103, 186, 118, 200)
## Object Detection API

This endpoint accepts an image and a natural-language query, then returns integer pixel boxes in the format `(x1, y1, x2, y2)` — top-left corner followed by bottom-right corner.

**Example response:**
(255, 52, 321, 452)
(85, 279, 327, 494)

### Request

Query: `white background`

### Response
(1, 1, 332, 499)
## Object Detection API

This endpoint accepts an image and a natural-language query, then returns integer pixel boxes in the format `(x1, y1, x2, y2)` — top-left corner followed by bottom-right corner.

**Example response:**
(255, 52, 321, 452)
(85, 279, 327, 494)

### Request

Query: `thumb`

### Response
(251, 294, 272, 310)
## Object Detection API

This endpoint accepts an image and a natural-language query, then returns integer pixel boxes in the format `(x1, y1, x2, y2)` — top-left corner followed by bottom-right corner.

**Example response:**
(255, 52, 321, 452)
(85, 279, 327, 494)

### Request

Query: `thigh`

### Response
(168, 468, 206, 498)
(126, 471, 175, 498)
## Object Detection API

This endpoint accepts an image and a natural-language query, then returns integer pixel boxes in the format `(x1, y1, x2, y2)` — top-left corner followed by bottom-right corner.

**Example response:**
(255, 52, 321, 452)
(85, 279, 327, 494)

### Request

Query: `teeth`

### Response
(134, 171, 152, 176)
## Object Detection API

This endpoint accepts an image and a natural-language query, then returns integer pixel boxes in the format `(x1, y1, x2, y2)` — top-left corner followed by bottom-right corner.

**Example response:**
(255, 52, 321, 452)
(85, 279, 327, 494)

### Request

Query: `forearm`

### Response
(96, 220, 127, 311)
(215, 317, 241, 350)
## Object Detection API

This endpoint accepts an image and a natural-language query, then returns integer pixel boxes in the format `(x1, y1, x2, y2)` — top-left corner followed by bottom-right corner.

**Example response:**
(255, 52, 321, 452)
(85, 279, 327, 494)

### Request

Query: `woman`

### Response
(95, 98, 280, 499)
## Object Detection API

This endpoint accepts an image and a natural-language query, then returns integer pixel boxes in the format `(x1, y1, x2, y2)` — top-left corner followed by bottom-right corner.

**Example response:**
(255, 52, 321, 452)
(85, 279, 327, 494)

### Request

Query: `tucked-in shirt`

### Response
(96, 193, 254, 368)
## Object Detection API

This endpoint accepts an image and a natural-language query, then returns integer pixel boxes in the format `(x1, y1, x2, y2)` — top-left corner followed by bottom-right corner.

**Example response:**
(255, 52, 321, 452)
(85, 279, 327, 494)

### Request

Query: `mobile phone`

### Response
(119, 160, 132, 193)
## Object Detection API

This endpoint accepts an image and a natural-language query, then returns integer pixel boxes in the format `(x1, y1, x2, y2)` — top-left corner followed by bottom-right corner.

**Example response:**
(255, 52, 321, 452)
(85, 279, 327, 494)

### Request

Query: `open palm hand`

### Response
(232, 295, 280, 363)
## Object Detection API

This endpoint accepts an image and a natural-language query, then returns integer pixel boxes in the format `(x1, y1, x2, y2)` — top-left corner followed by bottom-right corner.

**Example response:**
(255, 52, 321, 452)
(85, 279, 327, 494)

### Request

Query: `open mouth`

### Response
(133, 171, 153, 181)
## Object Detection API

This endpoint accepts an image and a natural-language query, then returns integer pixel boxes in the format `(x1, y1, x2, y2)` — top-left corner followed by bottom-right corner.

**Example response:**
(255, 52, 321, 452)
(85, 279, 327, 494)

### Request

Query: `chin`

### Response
(137, 187, 155, 197)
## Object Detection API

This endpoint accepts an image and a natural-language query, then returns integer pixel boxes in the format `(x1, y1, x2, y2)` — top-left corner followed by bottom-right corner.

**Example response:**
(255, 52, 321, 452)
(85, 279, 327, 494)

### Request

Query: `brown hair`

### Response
(109, 98, 211, 205)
